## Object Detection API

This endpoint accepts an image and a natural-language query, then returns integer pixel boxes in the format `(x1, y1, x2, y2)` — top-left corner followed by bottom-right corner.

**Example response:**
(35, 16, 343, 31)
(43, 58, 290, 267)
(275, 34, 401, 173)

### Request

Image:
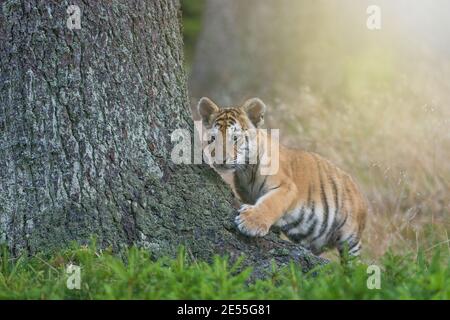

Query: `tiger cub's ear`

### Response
(242, 98, 266, 128)
(198, 97, 219, 128)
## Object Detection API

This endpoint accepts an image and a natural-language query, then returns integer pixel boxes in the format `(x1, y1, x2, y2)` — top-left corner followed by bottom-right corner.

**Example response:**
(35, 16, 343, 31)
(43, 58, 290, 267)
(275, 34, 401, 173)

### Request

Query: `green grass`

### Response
(1, 243, 449, 299)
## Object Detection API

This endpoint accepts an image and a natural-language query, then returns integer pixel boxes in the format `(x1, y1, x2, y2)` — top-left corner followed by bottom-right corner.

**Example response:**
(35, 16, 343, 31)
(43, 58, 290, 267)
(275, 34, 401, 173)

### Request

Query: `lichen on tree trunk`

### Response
(0, 0, 325, 276)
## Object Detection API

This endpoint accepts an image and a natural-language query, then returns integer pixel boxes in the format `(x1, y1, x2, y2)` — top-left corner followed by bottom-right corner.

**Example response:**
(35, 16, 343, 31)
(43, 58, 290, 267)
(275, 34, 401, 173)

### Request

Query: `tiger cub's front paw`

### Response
(235, 205, 269, 237)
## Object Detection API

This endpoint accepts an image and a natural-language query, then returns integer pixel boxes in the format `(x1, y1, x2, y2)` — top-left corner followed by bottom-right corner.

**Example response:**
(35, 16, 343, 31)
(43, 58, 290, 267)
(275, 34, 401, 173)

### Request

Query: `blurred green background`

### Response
(180, 0, 450, 262)
(181, 0, 205, 67)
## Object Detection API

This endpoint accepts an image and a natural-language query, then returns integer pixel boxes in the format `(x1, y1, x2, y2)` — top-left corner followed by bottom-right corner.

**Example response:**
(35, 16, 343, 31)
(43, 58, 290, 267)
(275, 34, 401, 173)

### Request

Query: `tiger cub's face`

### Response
(198, 97, 266, 170)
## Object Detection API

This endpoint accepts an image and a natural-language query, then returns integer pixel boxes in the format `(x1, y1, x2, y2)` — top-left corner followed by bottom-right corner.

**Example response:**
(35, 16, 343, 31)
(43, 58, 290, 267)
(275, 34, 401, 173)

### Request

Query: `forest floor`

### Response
(1, 243, 449, 299)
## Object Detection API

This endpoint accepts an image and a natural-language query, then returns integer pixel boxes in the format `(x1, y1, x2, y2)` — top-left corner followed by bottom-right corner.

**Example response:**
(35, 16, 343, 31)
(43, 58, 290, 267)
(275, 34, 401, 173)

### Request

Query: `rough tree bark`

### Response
(0, 0, 325, 275)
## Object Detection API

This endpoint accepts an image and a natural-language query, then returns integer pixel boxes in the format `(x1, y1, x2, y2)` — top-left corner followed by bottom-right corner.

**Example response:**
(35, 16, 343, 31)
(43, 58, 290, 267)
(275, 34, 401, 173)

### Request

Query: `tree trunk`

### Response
(0, 0, 325, 275)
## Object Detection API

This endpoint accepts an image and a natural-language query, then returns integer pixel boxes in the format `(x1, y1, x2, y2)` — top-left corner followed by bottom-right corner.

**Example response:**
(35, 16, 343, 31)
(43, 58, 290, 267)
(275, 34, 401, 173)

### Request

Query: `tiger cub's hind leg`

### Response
(337, 233, 362, 259)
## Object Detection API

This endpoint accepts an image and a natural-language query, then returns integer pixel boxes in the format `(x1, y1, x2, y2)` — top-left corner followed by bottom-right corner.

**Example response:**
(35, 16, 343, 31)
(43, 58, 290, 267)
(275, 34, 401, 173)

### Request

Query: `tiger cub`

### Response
(198, 97, 368, 257)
